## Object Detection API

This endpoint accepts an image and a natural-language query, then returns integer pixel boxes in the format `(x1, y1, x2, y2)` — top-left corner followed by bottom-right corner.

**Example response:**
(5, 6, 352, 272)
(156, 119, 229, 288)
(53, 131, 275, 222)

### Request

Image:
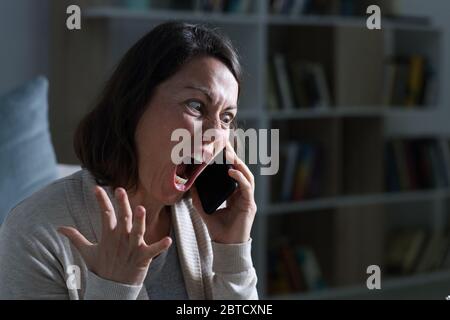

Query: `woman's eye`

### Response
(222, 113, 235, 125)
(186, 100, 203, 114)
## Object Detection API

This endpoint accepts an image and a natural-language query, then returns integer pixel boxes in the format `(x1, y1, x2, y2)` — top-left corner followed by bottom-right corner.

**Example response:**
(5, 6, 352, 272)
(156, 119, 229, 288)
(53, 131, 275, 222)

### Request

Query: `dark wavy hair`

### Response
(74, 22, 242, 190)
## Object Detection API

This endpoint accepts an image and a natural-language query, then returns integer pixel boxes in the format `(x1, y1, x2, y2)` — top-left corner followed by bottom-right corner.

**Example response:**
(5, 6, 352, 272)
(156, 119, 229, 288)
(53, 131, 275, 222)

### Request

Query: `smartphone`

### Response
(195, 149, 238, 214)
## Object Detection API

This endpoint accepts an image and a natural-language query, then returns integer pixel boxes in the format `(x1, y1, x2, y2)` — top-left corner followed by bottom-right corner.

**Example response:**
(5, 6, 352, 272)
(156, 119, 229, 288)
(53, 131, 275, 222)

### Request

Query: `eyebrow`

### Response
(184, 85, 238, 111)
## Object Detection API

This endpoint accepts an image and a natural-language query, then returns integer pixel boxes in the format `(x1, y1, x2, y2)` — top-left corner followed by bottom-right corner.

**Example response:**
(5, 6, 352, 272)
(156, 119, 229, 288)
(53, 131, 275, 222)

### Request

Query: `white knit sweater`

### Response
(0, 170, 258, 300)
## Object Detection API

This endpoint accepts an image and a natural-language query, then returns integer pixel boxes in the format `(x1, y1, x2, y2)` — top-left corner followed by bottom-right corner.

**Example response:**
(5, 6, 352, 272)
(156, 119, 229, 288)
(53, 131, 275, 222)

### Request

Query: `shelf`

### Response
(84, 8, 441, 31)
(267, 14, 368, 28)
(268, 107, 385, 120)
(238, 107, 441, 120)
(84, 6, 261, 25)
(386, 107, 441, 116)
(266, 15, 441, 32)
(266, 189, 450, 215)
(268, 269, 450, 300)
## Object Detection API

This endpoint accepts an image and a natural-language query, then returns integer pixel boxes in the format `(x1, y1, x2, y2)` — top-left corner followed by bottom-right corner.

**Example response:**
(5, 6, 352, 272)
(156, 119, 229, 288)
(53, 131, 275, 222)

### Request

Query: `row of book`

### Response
(382, 55, 437, 108)
(196, 0, 252, 13)
(268, 240, 326, 295)
(119, 0, 253, 13)
(267, 52, 437, 111)
(269, 0, 382, 16)
(385, 228, 450, 275)
(385, 139, 449, 192)
(268, 226, 450, 295)
(271, 138, 448, 203)
(267, 53, 331, 111)
(271, 142, 324, 202)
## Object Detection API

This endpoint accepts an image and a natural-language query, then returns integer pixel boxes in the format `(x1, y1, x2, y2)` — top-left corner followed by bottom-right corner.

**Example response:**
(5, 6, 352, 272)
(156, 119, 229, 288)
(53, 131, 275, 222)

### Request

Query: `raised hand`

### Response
(58, 187, 172, 286)
(191, 140, 257, 244)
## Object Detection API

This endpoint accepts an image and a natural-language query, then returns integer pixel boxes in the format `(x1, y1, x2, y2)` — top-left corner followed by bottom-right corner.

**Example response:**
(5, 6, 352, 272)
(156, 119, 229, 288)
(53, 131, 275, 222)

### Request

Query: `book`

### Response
(405, 55, 426, 107)
(290, 0, 307, 16)
(280, 142, 300, 201)
(415, 232, 449, 273)
(267, 247, 292, 295)
(385, 142, 401, 192)
(276, 142, 323, 202)
(223, 0, 252, 13)
(270, 0, 283, 14)
(280, 244, 307, 292)
(385, 228, 427, 274)
(291, 147, 312, 201)
(385, 139, 447, 192)
(383, 55, 432, 108)
(310, 63, 331, 107)
(292, 144, 322, 200)
(289, 61, 317, 108)
(267, 62, 281, 111)
(196, 0, 252, 13)
(295, 246, 326, 291)
(271, 145, 287, 202)
(272, 53, 295, 110)
(288, 61, 331, 108)
(391, 140, 410, 190)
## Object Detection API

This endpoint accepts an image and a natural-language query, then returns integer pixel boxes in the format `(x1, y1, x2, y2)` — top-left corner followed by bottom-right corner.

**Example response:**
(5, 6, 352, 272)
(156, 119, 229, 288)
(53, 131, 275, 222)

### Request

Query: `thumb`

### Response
(58, 226, 93, 257)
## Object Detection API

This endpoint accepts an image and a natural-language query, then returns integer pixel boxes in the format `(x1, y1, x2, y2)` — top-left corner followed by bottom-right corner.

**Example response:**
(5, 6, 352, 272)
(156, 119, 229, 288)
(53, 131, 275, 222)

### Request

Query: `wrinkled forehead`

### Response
(165, 56, 239, 105)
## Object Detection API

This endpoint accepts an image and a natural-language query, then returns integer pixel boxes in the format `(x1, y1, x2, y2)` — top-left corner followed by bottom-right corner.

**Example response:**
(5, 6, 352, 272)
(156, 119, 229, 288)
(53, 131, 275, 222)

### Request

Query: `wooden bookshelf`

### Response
(266, 189, 450, 215)
(49, 0, 449, 299)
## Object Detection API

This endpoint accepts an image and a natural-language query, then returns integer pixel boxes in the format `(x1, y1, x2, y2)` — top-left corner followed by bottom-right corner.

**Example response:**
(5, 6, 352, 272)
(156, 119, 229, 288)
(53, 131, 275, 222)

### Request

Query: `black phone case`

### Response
(195, 151, 238, 214)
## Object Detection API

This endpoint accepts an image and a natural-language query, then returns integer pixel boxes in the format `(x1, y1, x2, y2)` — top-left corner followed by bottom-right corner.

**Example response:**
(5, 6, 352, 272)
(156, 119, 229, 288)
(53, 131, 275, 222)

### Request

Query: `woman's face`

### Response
(134, 56, 239, 205)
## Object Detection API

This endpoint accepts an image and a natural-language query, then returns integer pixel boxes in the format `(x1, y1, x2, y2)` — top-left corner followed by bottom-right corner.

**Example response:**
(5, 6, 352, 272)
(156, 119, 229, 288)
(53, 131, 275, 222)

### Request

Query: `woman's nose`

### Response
(202, 116, 221, 130)
(202, 120, 224, 146)
(202, 128, 220, 145)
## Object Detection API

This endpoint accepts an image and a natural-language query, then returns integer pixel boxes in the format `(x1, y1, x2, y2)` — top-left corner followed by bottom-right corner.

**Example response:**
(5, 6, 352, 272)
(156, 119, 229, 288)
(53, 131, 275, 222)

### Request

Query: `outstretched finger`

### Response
(115, 188, 133, 234)
(145, 236, 172, 259)
(130, 206, 146, 248)
(94, 186, 117, 239)
(58, 226, 93, 257)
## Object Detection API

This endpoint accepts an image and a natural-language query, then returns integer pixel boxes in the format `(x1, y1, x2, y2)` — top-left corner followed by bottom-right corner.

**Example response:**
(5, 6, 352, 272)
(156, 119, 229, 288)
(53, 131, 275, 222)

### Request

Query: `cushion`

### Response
(57, 164, 81, 179)
(0, 76, 58, 224)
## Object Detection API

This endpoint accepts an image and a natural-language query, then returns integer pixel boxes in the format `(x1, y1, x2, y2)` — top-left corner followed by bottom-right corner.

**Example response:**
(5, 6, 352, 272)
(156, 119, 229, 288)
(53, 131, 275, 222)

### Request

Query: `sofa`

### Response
(0, 76, 79, 224)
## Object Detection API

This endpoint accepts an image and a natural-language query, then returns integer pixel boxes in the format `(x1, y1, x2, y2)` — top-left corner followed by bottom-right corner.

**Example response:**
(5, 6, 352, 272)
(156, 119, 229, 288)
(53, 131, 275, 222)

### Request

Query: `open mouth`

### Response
(173, 157, 209, 192)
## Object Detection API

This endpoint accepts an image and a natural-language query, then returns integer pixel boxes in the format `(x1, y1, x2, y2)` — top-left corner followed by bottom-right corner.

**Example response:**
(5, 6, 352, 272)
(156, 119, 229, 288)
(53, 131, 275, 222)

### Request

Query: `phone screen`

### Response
(194, 149, 238, 214)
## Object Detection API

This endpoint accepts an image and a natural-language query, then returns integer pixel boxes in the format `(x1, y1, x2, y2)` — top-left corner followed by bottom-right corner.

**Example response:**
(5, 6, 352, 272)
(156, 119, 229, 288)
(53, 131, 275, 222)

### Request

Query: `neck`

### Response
(127, 187, 167, 228)
(127, 186, 172, 244)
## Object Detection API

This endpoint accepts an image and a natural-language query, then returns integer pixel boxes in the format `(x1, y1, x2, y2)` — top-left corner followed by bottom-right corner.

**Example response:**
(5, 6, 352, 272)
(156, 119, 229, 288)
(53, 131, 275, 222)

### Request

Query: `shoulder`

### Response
(1, 170, 87, 236)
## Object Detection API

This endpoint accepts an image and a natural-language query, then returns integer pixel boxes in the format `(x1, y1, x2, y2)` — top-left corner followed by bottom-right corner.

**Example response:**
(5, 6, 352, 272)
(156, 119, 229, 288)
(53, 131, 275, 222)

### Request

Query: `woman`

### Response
(0, 22, 258, 300)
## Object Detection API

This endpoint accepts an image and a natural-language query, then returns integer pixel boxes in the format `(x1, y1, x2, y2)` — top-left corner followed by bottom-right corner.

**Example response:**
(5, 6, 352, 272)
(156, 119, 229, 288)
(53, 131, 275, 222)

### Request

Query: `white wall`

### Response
(0, 0, 49, 94)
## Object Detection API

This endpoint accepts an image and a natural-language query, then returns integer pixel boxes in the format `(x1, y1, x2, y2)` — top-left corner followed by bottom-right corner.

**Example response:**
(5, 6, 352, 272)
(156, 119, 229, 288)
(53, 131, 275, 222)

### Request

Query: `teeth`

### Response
(175, 175, 188, 185)
(182, 157, 191, 164)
